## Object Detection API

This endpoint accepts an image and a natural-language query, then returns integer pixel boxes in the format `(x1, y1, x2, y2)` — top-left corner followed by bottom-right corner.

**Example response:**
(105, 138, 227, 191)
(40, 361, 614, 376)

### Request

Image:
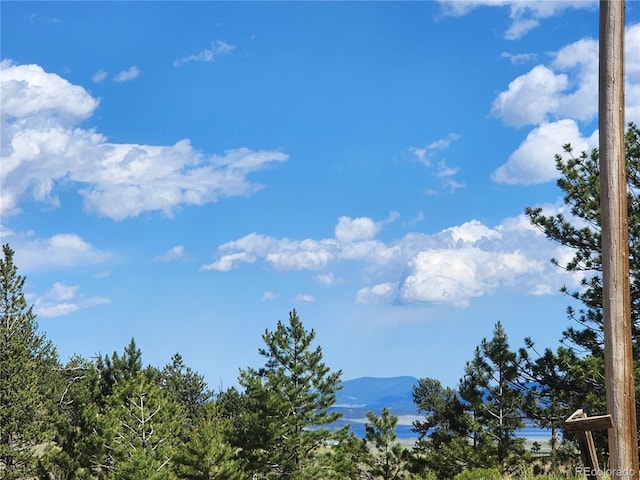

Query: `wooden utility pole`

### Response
(599, 1, 639, 479)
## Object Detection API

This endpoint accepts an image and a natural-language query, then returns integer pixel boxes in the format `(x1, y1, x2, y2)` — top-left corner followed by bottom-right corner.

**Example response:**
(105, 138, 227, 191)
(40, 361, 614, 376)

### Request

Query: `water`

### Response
(330, 418, 555, 441)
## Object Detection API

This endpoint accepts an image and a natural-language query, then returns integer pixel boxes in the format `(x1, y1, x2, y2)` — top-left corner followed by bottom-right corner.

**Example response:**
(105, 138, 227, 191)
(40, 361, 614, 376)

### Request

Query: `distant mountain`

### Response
(329, 376, 420, 438)
(328, 376, 553, 441)
(335, 376, 419, 412)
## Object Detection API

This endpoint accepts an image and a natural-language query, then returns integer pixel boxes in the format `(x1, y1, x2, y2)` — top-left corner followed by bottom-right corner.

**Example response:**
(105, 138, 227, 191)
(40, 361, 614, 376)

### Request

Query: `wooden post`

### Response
(566, 409, 613, 480)
(599, 1, 639, 479)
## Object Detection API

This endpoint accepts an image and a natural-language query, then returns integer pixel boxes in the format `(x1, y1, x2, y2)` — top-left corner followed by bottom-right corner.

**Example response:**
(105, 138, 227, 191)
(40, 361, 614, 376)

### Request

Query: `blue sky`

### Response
(1, 1, 639, 389)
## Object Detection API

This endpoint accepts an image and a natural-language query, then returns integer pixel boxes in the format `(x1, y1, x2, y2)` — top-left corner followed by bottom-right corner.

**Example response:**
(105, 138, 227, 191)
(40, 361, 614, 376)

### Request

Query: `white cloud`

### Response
(1, 61, 98, 124)
(205, 214, 579, 308)
(355, 283, 395, 304)
(0, 62, 289, 220)
(492, 119, 598, 185)
(398, 248, 541, 307)
(293, 293, 315, 303)
(92, 69, 108, 83)
(493, 26, 638, 128)
(114, 66, 140, 82)
(437, 1, 596, 39)
(201, 252, 256, 272)
(626, 24, 640, 124)
(266, 245, 334, 270)
(491, 23, 639, 185)
(410, 133, 461, 167)
(173, 40, 236, 67)
(34, 282, 110, 318)
(500, 52, 538, 64)
(491, 65, 568, 128)
(409, 134, 464, 194)
(155, 245, 187, 262)
(442, 220, 501, 244)
(316, 272, 336, 285)
(0, 230, 111, 272)
(335, 216, 381, 243)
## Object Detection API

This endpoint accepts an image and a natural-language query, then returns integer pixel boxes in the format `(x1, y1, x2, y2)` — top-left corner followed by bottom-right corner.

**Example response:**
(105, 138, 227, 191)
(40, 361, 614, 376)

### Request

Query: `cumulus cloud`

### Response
(1, 61, 98, 125)
(492, 119, 598, 185)
(491, 65, 568, 128)
(204, 214, 579, 308)
(34, 282, 110, 318)
(0, 62, 288, 220)
(0, 229, 111, 272)
(626, 24, 640, 123)
(355, 283, 395, 304)
(437, 1, 596, 39)
(114, 66, 140, 82)
(335, 216, 381, 243)
(399, 248, 540, 307)
(491, 23, 639, 185)
(173, 40, 236, 67)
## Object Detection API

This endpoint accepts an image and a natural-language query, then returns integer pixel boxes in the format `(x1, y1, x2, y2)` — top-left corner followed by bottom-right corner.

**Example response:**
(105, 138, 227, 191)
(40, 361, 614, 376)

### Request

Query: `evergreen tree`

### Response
(172, 403, 242, 480)
(413, 323, 527, 478)
(523, 123, 640, 450)
(315, 427, 369, 480)
(412, 378, 477, 479)
(103, 371, 182, 480)
(236, 309, 343, 479)
(0, 244, 60, 479)
(460, 322, 526, 470)
(364, 407, 410, 480)
(162, 353, 212, 422)
(50, 355, 106, 480)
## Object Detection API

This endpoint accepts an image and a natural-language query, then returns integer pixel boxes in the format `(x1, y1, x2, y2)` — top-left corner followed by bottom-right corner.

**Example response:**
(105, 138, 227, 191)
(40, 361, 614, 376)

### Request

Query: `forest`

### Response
(1, 124, 639, 480)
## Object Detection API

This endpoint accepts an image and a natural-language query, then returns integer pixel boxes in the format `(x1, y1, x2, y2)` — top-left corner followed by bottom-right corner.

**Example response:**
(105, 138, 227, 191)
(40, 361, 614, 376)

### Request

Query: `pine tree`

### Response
(523, 123, 640, 452)
(364, 407, 410, 480)
(412, 377, 477, 479)
(0, 244, 60, 479)
(51, 355, 106, 480)
(236, 309, 343, 479)
(162, 353, 211, 422)
(172, 403, 242, 480)
(460, 322, 526, 470)
(103, 372, 182, 480)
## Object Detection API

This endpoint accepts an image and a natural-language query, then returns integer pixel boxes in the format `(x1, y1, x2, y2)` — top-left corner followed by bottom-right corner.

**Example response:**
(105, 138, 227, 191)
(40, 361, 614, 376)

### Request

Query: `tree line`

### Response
(1, 124, 639, 479)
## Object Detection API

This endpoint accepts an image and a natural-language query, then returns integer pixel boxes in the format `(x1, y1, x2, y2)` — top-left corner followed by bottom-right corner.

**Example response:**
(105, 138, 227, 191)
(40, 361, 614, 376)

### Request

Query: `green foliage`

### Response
(103, 372, 183, 479)
(4, 238, 617, 480)
(236, 309, 343, 478)
(162, 353, 212, 422)
(0, 244, 60, 479)
(172, 403, 242, 480)
(523, 123, 640, 455)
(364, 407, 411, 479)
(451, 467, 502, 480)
(412, 377, 478, 479)
(460, 321, 526, 469)
(315, 427, 369, 479)
(412, 323, 528, 479)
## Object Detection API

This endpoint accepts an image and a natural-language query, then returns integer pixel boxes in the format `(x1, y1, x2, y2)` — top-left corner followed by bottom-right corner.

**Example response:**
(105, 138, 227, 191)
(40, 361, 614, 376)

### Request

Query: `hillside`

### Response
(330, 376, 420, 438)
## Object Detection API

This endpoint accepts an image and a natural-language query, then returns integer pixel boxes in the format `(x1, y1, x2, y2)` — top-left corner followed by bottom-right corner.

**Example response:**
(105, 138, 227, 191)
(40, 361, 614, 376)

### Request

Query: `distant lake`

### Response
(330, 418, 555, 441)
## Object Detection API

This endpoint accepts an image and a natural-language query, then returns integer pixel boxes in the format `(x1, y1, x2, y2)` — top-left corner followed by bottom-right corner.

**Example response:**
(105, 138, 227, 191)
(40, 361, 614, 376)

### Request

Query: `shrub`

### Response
(452, 467, 502, 480)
